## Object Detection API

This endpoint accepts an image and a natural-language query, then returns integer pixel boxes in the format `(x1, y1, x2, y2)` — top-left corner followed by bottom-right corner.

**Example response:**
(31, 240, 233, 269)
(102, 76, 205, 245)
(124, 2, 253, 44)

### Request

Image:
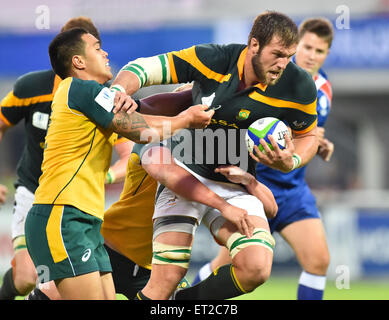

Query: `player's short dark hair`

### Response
(299, 18, 334, 48)
(49, 27, 89, 80)
(248, 11, 299, 49)
(61, 16, 101, 42)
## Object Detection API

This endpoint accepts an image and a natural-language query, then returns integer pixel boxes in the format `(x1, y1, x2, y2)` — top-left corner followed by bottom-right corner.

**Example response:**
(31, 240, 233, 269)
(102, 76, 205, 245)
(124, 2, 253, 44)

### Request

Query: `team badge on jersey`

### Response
(236, 109, 251, 121)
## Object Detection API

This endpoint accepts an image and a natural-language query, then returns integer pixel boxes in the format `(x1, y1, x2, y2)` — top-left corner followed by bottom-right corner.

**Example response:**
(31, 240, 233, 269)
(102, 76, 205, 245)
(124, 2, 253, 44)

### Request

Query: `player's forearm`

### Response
(293, 127, 319, 167)
(147, 163, 233, 213)
(139, 90, 193, 116)
(112, 70, 141, 95)
(111, 111, 188, 143)
(244, 176, 278, 219)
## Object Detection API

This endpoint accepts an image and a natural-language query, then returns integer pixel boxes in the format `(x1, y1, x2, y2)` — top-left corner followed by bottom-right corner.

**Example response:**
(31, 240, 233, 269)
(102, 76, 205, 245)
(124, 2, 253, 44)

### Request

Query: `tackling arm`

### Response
(141, 146, 254, 238)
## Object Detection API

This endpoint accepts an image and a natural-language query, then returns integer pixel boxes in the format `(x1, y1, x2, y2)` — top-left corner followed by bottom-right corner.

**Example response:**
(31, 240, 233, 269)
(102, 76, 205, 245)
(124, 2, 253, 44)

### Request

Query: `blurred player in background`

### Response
(0, 17, 128, 300)
(193, 17, 334, 300)
(112, 11, 319, 300)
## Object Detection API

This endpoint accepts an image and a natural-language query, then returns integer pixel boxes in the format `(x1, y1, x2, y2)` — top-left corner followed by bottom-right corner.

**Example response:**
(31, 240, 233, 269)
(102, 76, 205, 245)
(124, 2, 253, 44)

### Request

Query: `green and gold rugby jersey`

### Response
(124, 44, 317, 182)
(34, 77, 116, 220)
(0, 70, 61, 193)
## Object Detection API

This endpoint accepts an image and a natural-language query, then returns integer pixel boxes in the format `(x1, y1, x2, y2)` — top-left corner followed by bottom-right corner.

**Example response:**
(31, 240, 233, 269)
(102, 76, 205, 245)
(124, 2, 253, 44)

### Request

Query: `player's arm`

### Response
(0, 116, 9, 143)
(105, 138, 134, 184)
(71, 78, 213, 144)
(316, 126, 334, 162)
(138, 89, 193, 116)
(140, 145, 254, 238)
(110, 104, 213, 143)
(214, 165, 278, 219)
(251, 126, 318, 173)
(0, 184, 7, 205)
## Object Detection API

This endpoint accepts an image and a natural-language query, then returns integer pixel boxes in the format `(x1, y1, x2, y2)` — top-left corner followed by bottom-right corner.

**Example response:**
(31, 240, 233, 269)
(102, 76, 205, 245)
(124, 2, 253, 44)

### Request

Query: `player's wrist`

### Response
(110, 84, 126, 93)
(105, 168, 116, 184)
(291, 153, 302, 170)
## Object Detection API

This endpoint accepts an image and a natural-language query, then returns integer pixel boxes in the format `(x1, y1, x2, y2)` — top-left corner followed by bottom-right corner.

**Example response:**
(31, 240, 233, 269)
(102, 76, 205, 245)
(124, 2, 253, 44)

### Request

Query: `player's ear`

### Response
(72, 55, 86, 71)
(249, 38, 260, 54)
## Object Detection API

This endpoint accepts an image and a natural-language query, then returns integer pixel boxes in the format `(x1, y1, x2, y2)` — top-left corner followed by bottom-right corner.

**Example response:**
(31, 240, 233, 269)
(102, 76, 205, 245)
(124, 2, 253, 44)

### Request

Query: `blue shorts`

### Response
(268, 185, 321, 234)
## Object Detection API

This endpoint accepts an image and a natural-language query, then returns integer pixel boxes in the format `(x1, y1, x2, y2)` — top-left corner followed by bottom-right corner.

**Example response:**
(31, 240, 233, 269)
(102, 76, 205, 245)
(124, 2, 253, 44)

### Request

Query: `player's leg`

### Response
(104, 244, 151, 300)
(55, 271, 112, 300)
(11, 247, 37, 295)
(25, 204, 114, 300)
(137, 230, 194, 300)
(280, 218, 330, 300)
(192, 246, 229, 285)
(0, 186, 36, 299)
(175, 195, 274, 300)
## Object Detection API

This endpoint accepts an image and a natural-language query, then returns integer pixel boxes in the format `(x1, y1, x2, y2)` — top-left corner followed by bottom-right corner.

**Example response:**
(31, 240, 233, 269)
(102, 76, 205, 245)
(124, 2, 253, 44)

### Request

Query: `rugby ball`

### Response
(245, 117, 289, 153)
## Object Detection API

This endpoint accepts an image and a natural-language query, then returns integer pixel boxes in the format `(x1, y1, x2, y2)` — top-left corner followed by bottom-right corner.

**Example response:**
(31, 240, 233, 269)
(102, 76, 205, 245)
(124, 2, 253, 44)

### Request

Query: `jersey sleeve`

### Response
(68, 78, 114, 129)
(0, 90, 25, 126)
(121, 44, 237, 88)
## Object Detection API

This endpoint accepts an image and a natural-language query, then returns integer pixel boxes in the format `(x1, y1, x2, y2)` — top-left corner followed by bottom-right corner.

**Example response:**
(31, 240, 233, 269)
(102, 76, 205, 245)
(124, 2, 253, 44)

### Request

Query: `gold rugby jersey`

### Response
(34, 77, 116, 220)
(102, 150, 157, 269)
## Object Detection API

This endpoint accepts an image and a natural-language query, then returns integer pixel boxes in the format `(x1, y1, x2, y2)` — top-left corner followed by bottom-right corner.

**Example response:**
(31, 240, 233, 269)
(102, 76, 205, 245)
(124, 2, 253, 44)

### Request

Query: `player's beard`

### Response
(251, 51, 282, 86)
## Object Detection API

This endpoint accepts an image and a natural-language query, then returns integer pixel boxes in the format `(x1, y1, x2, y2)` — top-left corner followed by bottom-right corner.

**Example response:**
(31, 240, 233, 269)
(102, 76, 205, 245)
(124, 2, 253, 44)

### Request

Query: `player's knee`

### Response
(237, 259, 272, 292)
(303, 250, 330, 275)
(13, 269, 37, 295)
(226, 228, 275, 292)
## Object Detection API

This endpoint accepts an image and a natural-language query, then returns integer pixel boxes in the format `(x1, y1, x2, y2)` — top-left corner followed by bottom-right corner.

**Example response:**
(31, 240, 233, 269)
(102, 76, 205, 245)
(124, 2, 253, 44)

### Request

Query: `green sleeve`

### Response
(68, 78, 114, 129)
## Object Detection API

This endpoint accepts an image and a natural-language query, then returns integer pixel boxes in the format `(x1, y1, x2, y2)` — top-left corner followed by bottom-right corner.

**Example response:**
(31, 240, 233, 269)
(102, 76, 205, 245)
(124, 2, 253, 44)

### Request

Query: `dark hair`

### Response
(248, 11, 299, 48)
(49, 27, 89, 79)
(61, 16, 101, 42)
(299, 18, 334, 48)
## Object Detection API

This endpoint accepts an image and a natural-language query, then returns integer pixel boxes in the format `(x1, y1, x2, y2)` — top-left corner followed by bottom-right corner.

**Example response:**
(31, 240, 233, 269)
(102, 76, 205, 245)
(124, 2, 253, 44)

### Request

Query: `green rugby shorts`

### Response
(25, 204, 112, 282)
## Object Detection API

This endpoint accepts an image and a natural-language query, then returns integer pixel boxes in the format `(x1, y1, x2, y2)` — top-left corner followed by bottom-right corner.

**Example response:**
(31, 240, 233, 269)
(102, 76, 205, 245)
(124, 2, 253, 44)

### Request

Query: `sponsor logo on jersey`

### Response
(32, 112, 49, 130)
(292, 120, 307, 129)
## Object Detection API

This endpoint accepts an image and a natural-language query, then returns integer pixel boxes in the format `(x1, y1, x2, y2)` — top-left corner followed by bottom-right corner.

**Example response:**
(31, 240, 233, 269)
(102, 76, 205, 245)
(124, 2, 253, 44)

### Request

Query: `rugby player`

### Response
(101, 88, 277, 299)
(0, 17, 133, 300)
(23, 28, 213, 300)
(192, 17, 335, 300)
(112, 11, 319, 300)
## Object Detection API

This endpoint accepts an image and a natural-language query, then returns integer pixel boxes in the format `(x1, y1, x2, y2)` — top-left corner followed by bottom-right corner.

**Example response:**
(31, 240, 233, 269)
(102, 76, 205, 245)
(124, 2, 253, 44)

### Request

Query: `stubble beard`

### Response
(251, 51, 282, 86)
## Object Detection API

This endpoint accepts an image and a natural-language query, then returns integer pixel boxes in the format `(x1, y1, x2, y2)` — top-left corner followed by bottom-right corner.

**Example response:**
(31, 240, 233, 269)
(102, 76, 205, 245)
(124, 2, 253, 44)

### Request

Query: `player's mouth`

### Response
(268, 70, 280, 80)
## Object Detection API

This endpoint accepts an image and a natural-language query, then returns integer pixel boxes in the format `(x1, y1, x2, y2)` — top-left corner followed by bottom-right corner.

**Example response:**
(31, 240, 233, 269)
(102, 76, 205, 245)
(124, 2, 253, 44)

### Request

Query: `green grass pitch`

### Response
(3, 275, 388, 300)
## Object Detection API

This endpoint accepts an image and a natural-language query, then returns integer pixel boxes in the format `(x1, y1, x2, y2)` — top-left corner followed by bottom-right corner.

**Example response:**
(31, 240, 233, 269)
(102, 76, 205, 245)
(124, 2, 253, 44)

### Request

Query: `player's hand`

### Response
(112, 92, 138, 114)
(318, 138, 334, 162)
(179, 104, 214, 129)
(220, 204, 254, 238)
(215, 165, 253, 186)
(0, 184, 8, 206)
(250, 132, 295, 172)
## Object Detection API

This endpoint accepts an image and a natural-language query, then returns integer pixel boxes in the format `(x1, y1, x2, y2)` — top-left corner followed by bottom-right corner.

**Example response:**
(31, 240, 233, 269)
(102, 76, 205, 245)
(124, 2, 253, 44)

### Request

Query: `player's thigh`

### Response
(280, 218, 330, 272)
(100, 272, 116, 300)
(55, 271, 106, 300)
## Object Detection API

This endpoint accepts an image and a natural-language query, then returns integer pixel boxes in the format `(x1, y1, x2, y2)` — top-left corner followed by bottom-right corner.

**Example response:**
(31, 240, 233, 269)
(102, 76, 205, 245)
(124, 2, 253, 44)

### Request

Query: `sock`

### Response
(134, 290, 151, 300)
(297, 271, 326, 300)
(0, 268, 20, 300)
(192, 262, 212, 285)
(175, 264, 245, 300)
(25, 288, 50, 300)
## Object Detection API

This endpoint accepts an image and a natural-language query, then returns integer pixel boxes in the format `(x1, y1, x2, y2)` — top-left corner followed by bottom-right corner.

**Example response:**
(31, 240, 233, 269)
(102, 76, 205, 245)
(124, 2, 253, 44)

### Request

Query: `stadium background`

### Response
(0, 0, 389, 299)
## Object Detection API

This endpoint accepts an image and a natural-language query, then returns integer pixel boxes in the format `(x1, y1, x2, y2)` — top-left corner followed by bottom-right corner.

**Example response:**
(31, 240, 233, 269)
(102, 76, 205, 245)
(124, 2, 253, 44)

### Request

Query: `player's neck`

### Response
(71, 70, 106, 84)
